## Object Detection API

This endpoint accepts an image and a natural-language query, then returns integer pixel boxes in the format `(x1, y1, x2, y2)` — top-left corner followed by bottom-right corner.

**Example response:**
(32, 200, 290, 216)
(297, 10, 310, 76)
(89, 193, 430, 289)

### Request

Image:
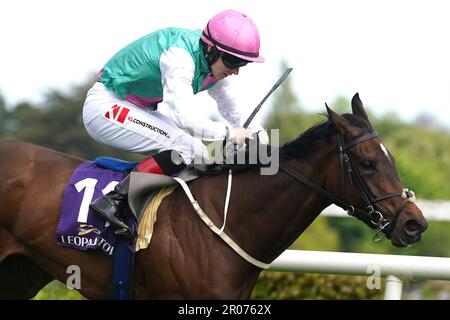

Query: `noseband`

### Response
(280, 131, 416, 241)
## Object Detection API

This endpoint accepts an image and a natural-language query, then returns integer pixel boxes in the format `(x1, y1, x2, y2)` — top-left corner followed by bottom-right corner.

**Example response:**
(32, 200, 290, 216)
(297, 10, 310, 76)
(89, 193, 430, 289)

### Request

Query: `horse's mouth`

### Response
(391, 233, 422, 247)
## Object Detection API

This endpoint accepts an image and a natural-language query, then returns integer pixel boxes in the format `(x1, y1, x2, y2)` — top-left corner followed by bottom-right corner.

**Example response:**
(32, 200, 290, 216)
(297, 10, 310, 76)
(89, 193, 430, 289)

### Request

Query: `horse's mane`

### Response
(281, 113, 372, 160)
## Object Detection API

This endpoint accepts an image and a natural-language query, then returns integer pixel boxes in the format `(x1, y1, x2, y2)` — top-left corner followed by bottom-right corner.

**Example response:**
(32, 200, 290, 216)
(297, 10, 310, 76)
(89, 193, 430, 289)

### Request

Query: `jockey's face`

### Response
(205, 45, 246, 80)
(210, 56, 241, 80)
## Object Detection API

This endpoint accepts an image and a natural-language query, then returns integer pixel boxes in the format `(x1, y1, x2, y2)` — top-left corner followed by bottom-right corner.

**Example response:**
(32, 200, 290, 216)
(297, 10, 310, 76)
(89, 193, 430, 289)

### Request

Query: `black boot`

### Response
(90, 150, 186, 239)
(90, 174, 134, 239)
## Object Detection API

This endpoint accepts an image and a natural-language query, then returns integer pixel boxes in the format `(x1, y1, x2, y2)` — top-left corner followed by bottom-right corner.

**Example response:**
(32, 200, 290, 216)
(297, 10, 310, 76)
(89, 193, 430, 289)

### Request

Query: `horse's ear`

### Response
(326, 103, 364, 138)
(351, 93, 373, 129)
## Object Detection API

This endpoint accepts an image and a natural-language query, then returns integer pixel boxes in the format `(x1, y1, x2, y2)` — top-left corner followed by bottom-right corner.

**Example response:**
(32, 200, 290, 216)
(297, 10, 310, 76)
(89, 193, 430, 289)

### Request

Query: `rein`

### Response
(280, 131, 416, 241)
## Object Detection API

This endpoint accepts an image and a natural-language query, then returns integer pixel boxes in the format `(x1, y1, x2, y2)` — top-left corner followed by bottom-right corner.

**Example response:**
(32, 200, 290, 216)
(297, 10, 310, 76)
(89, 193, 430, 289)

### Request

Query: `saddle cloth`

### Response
(55, 157, 203, 255)
(55, 160, 136, 255)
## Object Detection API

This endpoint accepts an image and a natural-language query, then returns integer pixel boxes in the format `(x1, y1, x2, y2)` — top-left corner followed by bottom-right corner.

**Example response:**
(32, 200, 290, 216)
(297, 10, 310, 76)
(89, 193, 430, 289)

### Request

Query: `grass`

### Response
(33, 280, 85, 300)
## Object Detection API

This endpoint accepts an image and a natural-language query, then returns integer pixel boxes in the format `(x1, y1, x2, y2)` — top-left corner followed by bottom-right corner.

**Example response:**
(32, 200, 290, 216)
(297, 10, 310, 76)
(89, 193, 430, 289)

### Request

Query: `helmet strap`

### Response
(203, 22, 222, 67)
(205, 46, 220, 66)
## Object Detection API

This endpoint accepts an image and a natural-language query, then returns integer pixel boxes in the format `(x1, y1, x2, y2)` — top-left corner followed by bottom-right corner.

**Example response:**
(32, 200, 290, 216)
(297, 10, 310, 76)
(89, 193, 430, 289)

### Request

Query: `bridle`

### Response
(280, 131, 416, 241)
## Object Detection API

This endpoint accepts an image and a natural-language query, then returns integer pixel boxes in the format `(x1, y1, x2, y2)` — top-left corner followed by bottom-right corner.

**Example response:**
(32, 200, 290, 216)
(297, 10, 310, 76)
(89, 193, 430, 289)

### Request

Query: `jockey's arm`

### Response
(208, 77, 269, 144)
(157, 47, 231, 141)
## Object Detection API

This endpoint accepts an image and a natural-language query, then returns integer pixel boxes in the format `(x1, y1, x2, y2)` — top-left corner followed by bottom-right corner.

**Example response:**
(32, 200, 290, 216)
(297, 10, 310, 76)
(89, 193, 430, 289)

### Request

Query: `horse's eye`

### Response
(360, 160, 373, 169)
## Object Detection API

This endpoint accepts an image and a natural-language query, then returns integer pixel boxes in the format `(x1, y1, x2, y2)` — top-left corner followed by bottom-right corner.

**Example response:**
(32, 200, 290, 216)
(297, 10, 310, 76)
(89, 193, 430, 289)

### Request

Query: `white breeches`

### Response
(82, 82, 209, 164)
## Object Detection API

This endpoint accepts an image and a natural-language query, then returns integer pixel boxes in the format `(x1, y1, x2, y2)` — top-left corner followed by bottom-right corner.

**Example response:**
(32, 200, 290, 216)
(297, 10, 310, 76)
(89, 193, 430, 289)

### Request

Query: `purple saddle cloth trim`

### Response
(56, 161, 135, 255)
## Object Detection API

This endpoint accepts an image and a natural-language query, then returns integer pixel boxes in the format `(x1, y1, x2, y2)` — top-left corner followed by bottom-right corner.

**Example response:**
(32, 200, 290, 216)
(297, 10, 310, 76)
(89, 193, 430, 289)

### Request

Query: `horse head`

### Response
(325, 93, 427, 247)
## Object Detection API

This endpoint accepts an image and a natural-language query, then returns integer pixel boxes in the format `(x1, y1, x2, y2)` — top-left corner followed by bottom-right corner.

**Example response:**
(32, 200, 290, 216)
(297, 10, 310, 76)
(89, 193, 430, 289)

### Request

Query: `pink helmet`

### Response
(201, 10, 264, 63)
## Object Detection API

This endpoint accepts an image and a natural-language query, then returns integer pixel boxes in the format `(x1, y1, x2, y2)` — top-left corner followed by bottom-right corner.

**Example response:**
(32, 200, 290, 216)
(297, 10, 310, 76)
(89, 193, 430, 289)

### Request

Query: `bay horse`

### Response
(0, 93, 427, 299)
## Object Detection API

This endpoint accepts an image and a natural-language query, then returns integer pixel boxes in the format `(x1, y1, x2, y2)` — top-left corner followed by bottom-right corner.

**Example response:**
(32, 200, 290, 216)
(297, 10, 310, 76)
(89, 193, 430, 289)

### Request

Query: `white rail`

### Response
(267, 200, 450, 299)
(270, 247, 450, 299)
(271, 250, 450, 280)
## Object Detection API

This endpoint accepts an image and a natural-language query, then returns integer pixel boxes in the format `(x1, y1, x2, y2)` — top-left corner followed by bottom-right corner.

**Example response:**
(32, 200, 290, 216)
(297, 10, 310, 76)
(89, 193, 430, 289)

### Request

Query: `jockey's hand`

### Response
(257, 130, 269, 145)
(229, 127, 254, 145)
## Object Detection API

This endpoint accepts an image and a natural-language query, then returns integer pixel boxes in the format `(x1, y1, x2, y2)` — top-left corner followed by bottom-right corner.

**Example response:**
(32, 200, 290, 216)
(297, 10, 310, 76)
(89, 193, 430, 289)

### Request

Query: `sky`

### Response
(1, 0, 450, 128)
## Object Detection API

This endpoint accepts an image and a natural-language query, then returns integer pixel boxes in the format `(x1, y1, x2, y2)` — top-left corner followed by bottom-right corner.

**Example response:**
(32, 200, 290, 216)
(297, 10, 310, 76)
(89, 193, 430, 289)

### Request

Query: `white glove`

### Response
(228, 127, 254, 145)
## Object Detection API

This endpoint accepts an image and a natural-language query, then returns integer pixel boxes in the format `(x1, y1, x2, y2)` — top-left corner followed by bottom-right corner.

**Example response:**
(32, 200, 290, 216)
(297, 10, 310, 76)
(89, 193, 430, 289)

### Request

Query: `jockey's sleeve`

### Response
(208, 77, 264, 133)
(157, 47, 230, 141)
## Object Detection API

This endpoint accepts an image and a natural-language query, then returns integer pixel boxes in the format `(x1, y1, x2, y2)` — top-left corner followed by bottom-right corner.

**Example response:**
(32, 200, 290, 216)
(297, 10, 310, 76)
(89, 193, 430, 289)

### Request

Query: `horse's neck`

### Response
(221, 156, 334, 263)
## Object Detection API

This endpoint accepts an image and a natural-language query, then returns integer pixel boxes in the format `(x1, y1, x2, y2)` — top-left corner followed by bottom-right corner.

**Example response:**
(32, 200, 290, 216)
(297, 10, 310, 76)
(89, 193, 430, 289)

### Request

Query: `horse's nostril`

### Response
(406, 220, 419, 231)
(404, 219, 427, 236)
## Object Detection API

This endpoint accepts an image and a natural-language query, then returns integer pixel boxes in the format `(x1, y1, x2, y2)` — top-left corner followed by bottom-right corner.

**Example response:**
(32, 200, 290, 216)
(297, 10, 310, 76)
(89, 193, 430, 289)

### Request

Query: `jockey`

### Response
(82, 9, 268, 238)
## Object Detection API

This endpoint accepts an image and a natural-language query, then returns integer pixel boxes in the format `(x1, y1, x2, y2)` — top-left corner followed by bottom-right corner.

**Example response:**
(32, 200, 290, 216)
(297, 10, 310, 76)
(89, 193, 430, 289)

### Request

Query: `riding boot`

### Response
(89, 173, 133, 237)
(89, 150, 186, 238)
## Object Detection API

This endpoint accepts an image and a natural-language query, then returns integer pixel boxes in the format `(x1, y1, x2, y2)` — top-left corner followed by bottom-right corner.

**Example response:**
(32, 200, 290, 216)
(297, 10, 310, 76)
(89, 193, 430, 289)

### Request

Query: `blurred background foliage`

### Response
(1, 60, 449, 300)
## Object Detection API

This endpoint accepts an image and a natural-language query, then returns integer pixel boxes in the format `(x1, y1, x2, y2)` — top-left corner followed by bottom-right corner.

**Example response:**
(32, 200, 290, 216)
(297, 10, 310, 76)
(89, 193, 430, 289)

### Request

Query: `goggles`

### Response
(221, 52, 250, 69)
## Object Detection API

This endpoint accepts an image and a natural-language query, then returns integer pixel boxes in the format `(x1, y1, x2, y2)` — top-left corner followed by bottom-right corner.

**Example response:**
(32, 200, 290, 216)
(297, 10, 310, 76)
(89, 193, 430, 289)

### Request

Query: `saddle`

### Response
(96, 157, 232, 224)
